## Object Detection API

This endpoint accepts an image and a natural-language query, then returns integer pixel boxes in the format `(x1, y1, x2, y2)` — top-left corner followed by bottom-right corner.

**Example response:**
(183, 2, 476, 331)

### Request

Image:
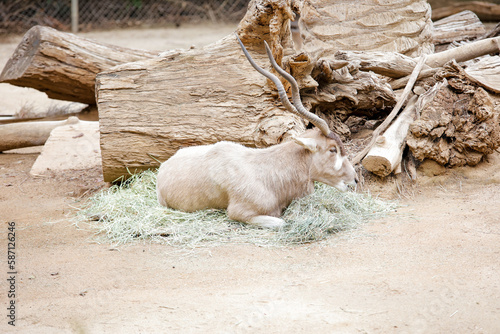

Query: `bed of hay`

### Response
(77, 170, 396, 247)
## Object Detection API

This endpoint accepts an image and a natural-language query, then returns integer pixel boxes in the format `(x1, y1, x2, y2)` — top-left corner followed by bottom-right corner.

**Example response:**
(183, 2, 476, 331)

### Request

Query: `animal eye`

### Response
(329, 147, 337, 154)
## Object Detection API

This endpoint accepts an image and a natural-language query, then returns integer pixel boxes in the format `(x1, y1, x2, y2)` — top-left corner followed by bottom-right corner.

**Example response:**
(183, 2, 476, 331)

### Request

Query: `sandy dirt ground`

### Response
(1, 25, 500, 334)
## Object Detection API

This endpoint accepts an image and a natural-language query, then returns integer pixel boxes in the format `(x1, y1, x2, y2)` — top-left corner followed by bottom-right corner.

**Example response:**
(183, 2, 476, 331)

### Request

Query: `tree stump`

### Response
(299, 0, 434, 57)
(407, 74, 500, 167)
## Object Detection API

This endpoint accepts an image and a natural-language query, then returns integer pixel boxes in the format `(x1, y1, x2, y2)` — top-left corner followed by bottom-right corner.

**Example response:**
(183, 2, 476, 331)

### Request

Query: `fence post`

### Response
(71, 0, 79, 33)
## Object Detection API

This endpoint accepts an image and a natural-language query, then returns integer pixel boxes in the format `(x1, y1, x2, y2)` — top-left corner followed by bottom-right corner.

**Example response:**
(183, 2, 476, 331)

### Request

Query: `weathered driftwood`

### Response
(425, 36, 500, 68)
(376, 51, 500, 173)
(390, 35, 500, 90)
(431, 1, 500, 22)
(432, 10, 486, 47)
(463, 56, 500, 93)
(362, 95, 418, 177)
(97, 0, 304, 182)
(303, 60, 397, 124)
(322, 50, 429, 78)
(310, 33, 500, 96)
(407, 76, 500, 167)
(479, 22, 500, 40)
(98, 0, 438, 181)
(0, 116, 79, 152)
(0, 25, 157, 104)
(352, 55, 427, 165)
(318, 34, 500, 94)
(298, 0, 434, 56)
(292, 51, 411, 126)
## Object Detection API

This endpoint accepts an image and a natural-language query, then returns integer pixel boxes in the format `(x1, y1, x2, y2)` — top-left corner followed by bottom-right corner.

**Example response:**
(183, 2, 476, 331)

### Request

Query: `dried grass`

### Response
(76, 170, 396, 248)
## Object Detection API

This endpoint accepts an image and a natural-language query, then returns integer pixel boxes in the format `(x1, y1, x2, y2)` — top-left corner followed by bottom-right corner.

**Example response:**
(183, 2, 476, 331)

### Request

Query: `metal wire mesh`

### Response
(0, 0, 250, 35)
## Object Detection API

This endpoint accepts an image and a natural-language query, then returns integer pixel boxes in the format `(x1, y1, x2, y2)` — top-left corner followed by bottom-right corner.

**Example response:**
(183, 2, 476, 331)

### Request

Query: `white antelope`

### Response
(156, 34, 358, 229)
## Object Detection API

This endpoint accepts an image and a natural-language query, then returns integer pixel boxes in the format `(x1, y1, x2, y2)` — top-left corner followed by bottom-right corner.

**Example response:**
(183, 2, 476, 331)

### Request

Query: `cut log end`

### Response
(0, 25, 157, 105)
(0, 26, 40, 82)
(362, 156, 392, 177)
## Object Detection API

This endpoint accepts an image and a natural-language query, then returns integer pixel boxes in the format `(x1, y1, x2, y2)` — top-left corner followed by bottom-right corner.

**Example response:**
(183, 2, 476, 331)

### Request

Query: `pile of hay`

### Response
(77, 170, 396, 247)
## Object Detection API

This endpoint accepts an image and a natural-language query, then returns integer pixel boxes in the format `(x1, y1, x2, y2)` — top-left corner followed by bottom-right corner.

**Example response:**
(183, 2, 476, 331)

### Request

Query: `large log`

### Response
(97, 0, 305, 182)
(432, 10, 486, 47)
(431, 1, 500, 22)
(0, 116, 79, 152)
(0, 25, 158, 104)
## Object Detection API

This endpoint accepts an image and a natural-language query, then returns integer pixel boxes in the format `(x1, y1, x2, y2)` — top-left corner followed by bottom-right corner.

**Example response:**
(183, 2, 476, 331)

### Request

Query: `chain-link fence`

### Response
(0, 0, 250, 35)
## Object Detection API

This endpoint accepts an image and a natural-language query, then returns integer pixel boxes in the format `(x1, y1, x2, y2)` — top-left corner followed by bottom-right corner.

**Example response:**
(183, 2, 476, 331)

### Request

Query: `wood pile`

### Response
(1, 0, 500, 182)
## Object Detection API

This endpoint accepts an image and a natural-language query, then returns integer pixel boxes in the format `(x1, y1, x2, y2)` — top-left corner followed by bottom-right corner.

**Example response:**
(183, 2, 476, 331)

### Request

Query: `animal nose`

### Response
(354, 174, 359, 184)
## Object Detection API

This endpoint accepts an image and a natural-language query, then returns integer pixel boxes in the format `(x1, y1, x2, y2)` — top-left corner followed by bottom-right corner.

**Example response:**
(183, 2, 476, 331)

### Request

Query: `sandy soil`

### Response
(1, 25, 500, 334)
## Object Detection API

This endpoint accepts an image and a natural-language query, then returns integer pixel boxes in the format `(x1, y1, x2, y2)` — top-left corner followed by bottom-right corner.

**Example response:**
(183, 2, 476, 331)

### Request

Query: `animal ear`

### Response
(292, 137, 318, 152)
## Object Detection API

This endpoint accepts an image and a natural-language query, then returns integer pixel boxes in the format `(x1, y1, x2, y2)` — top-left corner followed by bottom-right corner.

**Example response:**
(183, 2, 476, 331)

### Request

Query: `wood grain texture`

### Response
(362, 96, 417, 176)
(432, 10, 485, 46)
(97, 1, 306, 182)
(431, 1, 500, 22)
(298, 0, 434, 57)
(407, 78, 500, 167)
(0, 117, 79, 152)
(0, 25, 157, 104)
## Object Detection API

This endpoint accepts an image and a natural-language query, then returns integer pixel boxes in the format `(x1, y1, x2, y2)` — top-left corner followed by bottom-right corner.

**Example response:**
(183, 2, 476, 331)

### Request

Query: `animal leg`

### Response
(227, 202, 285, 230)
(248, 215, 285, 230)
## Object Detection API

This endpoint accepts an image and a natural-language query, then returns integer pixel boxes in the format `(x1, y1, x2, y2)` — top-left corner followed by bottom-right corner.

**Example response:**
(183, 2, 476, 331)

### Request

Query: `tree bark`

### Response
(407, 77, 500, 167)
(352, 55, 427, 165)
(298, 0, 434, 57)
(0, 25, 158, 104)
(432, 10, 485, 48)
(431, 1, 500, 22)
(97, 0, 305, 182)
